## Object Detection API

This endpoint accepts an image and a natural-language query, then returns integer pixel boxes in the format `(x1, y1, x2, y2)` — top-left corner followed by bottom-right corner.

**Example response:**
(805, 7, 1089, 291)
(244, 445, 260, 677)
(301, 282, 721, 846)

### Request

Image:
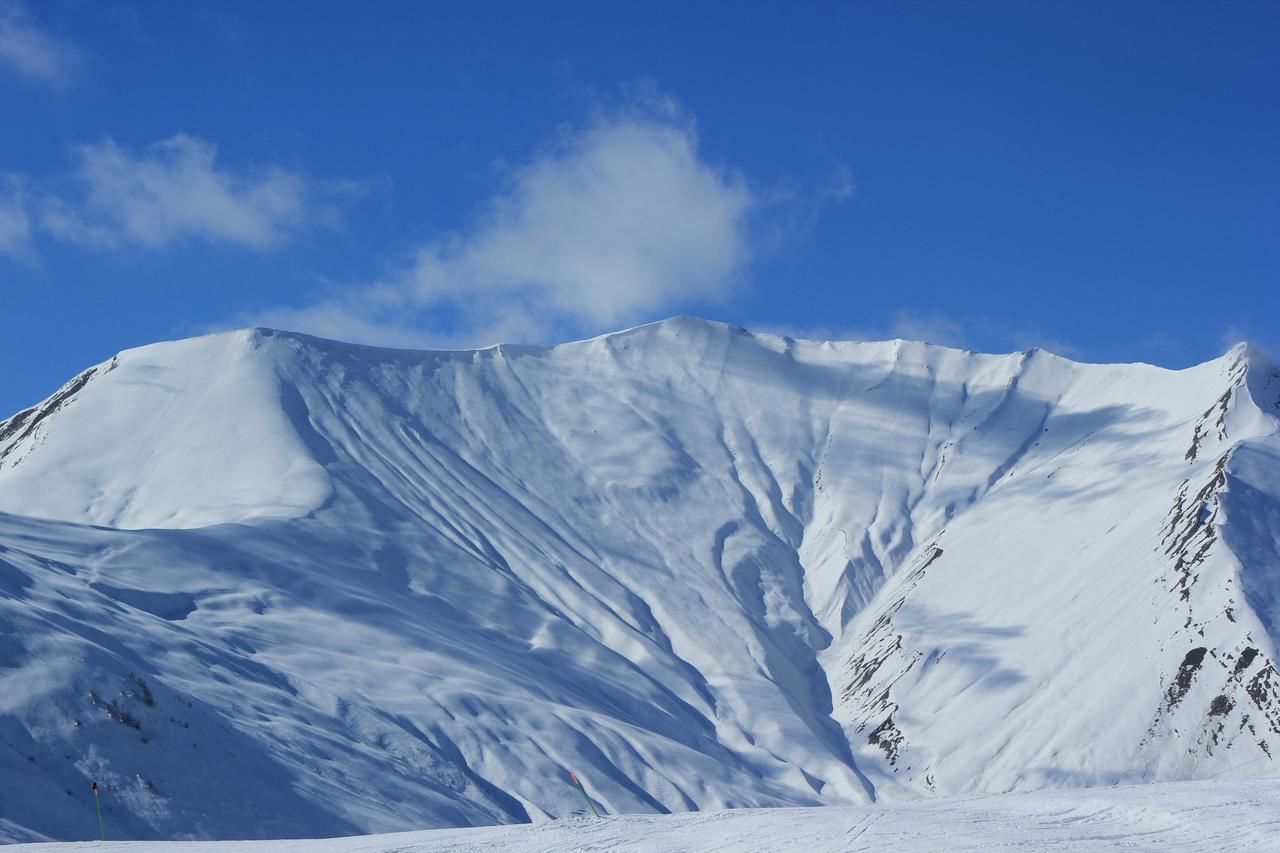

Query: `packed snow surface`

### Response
(10, 775, 1280, 852)
(0, 317, 1278, 842)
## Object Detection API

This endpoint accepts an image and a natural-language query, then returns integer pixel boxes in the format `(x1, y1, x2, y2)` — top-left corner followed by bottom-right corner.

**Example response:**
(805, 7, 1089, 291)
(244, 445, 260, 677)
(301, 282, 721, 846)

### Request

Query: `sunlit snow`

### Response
(0, 317, 1277, 842)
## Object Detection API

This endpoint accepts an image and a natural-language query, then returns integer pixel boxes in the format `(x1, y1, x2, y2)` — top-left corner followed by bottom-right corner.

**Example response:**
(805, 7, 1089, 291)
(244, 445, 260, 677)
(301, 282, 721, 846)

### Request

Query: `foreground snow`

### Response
(12, 775, 1280, 852)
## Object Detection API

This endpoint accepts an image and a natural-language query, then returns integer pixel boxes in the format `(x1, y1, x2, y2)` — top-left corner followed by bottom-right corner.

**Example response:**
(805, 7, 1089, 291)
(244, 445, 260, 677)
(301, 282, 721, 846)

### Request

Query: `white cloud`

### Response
(0, 176, 34, 259)
(413, 116, 754, 325)
(39, 135, 344, 250)
(0, 135, 357, 261)
(0, 1, 79, 86)
(251, 102, 762, 347)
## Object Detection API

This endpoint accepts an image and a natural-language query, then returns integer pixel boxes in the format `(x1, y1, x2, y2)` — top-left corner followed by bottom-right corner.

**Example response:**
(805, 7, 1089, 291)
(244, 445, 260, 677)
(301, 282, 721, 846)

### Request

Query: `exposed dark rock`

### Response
(1165, 647, 1207, 709)
(0, 366, 98, 464)
(1234, 647, 1260, 676)
(868, 714, 905, 765)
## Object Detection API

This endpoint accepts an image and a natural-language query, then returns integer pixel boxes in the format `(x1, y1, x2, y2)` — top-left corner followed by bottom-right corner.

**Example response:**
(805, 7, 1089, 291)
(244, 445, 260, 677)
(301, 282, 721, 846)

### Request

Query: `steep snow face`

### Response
(833, 345, 1280, 797)
(0, 318, 1277, 842)
(0, 330, 330, 528)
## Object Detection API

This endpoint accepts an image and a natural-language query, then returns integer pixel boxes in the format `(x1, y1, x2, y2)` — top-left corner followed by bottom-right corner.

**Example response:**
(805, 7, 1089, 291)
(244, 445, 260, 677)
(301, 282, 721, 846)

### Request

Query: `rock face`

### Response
(0, 317, 1276, 841)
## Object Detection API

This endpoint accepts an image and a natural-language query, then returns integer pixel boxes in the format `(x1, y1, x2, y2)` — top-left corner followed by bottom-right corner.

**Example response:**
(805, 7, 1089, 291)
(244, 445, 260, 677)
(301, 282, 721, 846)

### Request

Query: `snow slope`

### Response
(11, 773, 1280, 852)
(0, 317, 1277, 842)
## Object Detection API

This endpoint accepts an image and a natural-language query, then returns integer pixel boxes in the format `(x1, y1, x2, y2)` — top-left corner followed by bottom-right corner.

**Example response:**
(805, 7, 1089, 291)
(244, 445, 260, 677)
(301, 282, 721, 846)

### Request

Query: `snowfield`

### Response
(0, 317, 1278, 843)
(11, 775, 1280, 852)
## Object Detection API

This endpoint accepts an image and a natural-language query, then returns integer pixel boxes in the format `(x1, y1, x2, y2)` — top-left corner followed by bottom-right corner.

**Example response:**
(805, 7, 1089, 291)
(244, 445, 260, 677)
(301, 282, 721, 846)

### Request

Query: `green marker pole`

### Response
(569, 772, 600, 818)
(92, 781, 107, 841)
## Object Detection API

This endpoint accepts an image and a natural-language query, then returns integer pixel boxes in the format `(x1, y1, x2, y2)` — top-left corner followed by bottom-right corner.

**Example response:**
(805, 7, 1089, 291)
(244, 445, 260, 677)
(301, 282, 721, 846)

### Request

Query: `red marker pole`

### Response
(568, 772, 600, 818)
(92, 781, 107, 840)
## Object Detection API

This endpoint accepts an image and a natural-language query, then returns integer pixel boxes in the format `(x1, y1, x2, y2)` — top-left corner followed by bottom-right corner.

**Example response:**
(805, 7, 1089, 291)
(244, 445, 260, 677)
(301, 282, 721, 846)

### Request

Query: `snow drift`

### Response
(0, 317, 1277, 842)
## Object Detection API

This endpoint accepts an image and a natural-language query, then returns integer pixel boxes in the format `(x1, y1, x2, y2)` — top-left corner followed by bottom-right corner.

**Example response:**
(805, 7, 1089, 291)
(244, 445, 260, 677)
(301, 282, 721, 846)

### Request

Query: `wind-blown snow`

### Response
(0, 317, 1277, 842)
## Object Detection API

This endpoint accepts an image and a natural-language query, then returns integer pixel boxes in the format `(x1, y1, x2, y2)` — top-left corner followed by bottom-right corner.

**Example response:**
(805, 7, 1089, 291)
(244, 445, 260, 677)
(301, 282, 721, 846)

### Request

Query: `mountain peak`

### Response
(1223, 339, 1279, 371)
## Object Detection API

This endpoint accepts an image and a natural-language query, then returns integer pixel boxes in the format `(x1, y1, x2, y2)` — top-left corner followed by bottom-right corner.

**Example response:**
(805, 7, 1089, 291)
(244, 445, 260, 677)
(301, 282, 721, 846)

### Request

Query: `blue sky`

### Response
(1, 0, 1276, 416)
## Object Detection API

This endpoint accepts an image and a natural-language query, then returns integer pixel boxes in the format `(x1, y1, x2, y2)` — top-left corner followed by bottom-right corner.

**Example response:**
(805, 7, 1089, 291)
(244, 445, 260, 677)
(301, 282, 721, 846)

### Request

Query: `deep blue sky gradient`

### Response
(2, 0, 1276, 415)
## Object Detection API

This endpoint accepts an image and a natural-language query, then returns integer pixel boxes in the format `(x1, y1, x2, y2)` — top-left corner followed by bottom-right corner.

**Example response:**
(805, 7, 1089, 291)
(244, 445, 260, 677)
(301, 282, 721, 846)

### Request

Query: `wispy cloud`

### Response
(0, 175, 34, 260)
(881, 311, 971, 350)
(0, 1, 80, 86)
(760, 311, 1083, 359)
(42, 134, 354, 250)
(250, 94, 843, 348)
(1221, 323, 1279, 363)
(0, 134, 357, 258)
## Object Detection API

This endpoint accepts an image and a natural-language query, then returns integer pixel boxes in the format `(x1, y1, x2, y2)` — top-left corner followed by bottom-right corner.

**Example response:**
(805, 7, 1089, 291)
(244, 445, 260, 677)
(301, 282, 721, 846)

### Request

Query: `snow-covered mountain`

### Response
(1, 316, 1277, 842)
